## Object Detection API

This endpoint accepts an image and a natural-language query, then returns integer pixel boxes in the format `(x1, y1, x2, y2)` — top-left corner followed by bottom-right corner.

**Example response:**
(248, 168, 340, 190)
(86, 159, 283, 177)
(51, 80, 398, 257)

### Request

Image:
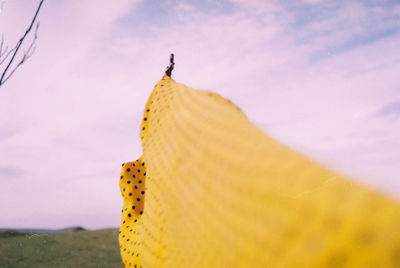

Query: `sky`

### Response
(0, 0, 399, 230)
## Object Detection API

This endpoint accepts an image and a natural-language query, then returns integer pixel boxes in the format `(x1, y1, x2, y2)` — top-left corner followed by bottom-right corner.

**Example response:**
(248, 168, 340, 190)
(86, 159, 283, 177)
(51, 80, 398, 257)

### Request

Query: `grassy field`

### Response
(0, 229, 123, 268)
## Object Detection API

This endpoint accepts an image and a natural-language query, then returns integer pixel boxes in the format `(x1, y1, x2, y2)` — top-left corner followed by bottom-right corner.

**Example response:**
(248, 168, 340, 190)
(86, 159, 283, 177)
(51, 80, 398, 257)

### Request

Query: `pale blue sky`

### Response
(0, 0, 399, 229)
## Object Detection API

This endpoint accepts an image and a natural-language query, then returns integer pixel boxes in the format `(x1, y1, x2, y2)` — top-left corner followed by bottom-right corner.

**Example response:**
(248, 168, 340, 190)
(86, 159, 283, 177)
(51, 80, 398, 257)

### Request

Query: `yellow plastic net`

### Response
(119, 75, 400, 267)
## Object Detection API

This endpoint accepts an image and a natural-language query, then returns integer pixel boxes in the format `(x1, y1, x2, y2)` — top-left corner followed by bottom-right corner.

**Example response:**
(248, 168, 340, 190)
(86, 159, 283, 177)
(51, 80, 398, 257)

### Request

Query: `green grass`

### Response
(0, 229, 123, 268)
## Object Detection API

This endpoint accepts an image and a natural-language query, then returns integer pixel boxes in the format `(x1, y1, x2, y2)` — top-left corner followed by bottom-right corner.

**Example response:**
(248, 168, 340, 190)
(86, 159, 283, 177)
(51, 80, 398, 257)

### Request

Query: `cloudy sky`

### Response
(0, 0, 399, 229)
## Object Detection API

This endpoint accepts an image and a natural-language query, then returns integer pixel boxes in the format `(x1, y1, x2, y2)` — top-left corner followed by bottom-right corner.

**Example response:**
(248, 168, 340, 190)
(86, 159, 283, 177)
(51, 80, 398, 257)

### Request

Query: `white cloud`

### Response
(174, 2, 195, 12)
(303, 0, 321, 4)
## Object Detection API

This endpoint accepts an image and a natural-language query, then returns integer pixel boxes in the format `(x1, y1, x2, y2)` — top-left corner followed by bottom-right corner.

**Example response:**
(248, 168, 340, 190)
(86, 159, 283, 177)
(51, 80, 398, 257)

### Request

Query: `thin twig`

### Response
(0, 0, 44, 86)
(0, 34, 4, 56)
(0, 34, 15, 65)
(1, 22, 39, 84)
(0, 48, 15, 65)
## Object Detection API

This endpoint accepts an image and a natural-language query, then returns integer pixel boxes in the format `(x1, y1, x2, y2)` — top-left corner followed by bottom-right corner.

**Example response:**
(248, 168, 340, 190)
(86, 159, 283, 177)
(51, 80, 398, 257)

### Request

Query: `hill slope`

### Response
(0, 228, 123, 267)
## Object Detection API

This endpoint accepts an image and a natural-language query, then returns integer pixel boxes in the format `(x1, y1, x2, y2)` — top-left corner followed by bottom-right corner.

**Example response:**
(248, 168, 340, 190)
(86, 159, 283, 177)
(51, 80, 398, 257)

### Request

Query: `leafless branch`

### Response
(0, 34, 4, 56)
(0, 34, 5, 57)
(1, 23, 39, 85)
(0, 0, 44, 87)
(0, 35, 15, 65)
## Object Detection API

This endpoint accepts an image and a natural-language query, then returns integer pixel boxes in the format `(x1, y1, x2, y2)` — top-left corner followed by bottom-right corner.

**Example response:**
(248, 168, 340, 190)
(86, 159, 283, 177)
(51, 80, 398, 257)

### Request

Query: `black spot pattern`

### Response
(119, 158, 146, 267)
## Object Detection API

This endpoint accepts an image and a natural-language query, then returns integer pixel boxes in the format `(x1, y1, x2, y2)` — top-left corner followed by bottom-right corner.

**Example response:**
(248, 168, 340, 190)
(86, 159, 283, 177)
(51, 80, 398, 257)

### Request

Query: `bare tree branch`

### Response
(1, 22, 39, 85)
(0, 34, 16, 65)
(0, 34, 4, 56)
(0, 0, 44, 87)
(0, 34, 5, 56)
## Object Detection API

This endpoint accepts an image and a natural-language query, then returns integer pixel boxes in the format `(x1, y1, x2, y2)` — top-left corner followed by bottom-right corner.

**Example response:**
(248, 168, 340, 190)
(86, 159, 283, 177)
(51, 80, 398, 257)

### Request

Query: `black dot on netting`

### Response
(127, 181, 131, 184)
(144, 172, 146, 176)
(141, 191, 145, 195)
(123, 248, 126, 251)
(132, 174, 136, 178)
(138, 180, 142, 184)
(127, 168, 131, 172)
(122, 163, 125, 166)
(134, 186, 138, 189)
(130, 229, 133, 232)
(123, 188, 125, 192)
(132, 253, 135, 256)
(121, 209, 123, 213)
(129, 193, 132, 196)
(127, 239, 130, 242)
(146, 109, 150, 112)
(140, 211, 143, 215)
(137, 169, 140, 172)
(120, 176, 123, 179)
(142, 127, 145, 131)
(142, 162, 145, 166)
(137, 198, 141, 202)
(134, 219, 137, 222)
(132, 206, 135, 209)
(144, 117, 147, 121)
(123, 221, 125, 224)
(137, 253, 139, 257)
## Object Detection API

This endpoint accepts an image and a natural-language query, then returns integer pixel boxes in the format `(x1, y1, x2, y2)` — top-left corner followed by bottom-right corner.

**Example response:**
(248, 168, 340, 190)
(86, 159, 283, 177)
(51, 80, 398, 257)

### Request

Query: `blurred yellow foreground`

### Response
(118, 75, 400, 267)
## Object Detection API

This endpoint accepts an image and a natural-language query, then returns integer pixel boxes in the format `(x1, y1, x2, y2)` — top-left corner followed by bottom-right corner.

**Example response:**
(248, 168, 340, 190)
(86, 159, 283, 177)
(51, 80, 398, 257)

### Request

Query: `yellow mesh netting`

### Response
(119, 74, 400, 267)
